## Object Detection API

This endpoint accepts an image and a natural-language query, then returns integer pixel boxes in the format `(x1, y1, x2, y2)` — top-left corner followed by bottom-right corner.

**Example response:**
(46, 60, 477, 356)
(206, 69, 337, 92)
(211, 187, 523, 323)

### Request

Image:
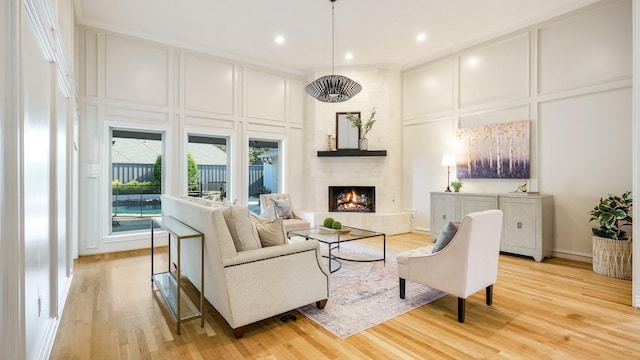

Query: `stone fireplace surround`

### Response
(301, 71, 410, 235)
(298, 184, 412, 235)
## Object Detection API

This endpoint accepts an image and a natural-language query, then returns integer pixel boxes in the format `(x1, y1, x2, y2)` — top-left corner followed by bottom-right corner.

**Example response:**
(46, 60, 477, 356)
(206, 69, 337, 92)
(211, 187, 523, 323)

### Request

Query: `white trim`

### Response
(1, 1, 24, 358)
(632, 0, 639, 308)
(103, 121, 172, 248)
(36, 270, 72, 360)
(182, 125, 234, 199)
(551, 249, 592, 263)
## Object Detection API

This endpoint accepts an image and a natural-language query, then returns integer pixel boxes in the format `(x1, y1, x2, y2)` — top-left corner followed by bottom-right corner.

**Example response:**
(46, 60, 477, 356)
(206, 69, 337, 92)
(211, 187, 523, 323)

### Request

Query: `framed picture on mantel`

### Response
(336, 112, 360, 150)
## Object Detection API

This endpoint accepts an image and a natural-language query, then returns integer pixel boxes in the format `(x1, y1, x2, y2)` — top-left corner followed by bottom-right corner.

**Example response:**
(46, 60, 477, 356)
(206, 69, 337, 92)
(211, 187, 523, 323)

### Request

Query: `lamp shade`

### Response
(305, 74, 362, 103)
(441, 154, 456, 167)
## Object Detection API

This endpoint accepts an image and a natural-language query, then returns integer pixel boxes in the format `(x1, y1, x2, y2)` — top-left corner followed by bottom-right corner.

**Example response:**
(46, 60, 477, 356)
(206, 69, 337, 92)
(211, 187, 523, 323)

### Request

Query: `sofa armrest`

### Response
(221, 239, 330, 329)
(223, 240, 323, 268)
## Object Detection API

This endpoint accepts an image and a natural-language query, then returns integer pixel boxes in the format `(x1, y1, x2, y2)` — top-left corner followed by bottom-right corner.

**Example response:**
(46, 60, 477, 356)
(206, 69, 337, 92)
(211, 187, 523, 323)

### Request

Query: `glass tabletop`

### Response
(288, 226, 385, 244)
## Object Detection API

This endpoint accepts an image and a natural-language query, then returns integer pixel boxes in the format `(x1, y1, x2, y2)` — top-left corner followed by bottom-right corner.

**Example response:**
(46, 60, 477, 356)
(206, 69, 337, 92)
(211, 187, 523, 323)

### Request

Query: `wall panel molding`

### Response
(246, 69, 286, 122)
(538, 0, 632, 94)
(246, 122, 287, 134)
(104, 35, 170, 106)
(83, 30, 99, 98)
(183, 53, 234, 115)
(105, 105, 170, 124)
(184, 115, 235, 129)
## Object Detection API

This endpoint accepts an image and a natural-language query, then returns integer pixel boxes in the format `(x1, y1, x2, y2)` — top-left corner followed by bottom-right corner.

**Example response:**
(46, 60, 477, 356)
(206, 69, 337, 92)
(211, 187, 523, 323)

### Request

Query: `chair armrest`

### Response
(223, 240, 322, 268)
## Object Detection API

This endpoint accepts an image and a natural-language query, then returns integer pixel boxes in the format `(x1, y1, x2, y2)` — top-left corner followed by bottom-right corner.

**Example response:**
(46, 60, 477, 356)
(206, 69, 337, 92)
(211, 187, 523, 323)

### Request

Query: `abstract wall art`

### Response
(455, 120, 530, 179)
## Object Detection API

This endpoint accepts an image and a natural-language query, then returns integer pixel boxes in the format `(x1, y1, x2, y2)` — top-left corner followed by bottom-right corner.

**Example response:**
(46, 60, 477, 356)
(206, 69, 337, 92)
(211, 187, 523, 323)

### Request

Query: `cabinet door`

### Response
(459, 195, 498, 218)
(500, 198, 539, 253)
(430, 193, 458, 239)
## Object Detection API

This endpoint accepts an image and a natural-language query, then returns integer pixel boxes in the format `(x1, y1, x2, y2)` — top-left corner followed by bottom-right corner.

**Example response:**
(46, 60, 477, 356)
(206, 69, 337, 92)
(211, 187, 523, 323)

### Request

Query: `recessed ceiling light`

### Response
(275, 35, 285, 44)
(345, 53, 353, 60)
(416, 33, 427, 42)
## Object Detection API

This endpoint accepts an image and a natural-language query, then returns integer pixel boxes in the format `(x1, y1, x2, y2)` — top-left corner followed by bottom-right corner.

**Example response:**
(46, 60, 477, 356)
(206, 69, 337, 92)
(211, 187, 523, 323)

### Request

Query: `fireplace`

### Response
(328, 186, 375, 213)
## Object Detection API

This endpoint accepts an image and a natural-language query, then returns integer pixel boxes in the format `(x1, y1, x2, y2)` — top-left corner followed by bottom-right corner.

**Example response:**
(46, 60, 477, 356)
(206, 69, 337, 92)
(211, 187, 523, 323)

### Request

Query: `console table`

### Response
(430, 192, 553, 262)
(150, 216, 204, 334)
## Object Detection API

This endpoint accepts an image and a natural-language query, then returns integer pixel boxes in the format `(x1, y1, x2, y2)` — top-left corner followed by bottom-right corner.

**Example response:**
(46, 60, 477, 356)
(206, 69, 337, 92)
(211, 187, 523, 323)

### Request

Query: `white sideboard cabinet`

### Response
(429, 192, 553, 262)
(430, 192, 498, 239)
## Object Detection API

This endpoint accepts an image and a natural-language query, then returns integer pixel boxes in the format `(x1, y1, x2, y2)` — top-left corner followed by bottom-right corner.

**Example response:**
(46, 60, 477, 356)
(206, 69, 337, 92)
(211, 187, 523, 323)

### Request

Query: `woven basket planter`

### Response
(592, 236, 632, 280)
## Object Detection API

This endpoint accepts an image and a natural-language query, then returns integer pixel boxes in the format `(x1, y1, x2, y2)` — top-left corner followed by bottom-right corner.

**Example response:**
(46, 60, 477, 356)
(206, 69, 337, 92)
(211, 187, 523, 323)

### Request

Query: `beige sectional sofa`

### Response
(161, 195, 330, 338)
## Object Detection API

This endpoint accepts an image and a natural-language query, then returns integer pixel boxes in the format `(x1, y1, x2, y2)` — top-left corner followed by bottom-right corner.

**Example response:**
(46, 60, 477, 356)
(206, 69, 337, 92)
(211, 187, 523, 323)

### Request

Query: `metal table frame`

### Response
(151, 216, 204, 334)
(288, 226, 386, 273)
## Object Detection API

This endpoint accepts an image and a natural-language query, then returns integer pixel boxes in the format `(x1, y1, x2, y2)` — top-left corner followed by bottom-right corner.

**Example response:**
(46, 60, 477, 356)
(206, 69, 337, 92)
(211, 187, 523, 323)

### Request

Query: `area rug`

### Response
(297, 242, 445, 339)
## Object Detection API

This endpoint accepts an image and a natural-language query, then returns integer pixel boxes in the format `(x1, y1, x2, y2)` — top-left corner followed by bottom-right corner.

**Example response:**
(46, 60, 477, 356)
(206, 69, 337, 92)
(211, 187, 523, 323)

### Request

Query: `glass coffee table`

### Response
(288, 226, 386, 273)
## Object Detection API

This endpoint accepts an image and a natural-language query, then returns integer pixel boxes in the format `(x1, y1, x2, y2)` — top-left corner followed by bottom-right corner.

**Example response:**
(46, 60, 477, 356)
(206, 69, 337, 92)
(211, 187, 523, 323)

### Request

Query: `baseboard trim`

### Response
(38, 274, 73, 360)
(551, 249, 592, 263)
(37, 317, 58, 360)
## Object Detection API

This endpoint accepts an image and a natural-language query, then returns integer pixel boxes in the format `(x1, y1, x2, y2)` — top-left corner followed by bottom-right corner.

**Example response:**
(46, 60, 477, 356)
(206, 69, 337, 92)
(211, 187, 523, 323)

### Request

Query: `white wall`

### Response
(77, 27, 305, 255)
(1, 0, 77, 359)
(402, 0, 633, 261)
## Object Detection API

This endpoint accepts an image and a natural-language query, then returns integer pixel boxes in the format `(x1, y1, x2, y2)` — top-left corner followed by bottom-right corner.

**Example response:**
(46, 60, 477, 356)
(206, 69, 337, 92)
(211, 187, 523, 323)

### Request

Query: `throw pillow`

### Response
(271, 198, 293, 219)
(254, 217, 288, 247)
(260, 204, 277, 220)
(221, 205, 262, 251)
(432, 221, 459, 253)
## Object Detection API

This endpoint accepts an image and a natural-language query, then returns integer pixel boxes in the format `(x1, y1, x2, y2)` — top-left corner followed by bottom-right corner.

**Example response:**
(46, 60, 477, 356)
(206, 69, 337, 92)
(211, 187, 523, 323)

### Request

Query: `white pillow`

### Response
(260, 204, 277, 220)
(221, 205, 262, 251)
(271, 198, 293, 219)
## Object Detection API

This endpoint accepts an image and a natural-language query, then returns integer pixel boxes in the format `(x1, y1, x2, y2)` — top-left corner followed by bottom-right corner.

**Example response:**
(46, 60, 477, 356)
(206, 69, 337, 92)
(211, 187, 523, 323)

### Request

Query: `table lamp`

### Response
(441, 154, 456, 192)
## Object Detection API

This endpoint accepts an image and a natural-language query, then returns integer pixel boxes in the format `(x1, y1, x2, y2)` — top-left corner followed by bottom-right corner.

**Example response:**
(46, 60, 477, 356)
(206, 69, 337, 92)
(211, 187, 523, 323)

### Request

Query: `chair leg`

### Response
(486, 285, 493, 306)
(316, 299, 328, 309)
(399, 278, 406, 299)
(457, 297, 465, 323)
(233, 326, 246, 339)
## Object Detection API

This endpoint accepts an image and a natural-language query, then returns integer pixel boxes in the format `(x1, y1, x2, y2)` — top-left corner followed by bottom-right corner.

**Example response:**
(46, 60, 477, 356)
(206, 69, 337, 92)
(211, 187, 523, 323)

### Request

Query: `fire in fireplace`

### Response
(328, 186, 375, 213)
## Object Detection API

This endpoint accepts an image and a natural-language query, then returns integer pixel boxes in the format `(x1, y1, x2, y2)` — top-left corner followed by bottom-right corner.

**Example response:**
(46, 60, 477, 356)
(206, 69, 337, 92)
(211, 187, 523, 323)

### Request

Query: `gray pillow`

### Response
(432, 221, 459, 253)
(271, 198, 293, 219)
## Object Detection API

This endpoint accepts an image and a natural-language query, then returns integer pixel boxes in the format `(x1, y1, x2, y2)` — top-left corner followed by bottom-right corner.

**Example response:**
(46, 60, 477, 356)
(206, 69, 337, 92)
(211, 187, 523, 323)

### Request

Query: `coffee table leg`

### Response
(383, 234, 386, 265)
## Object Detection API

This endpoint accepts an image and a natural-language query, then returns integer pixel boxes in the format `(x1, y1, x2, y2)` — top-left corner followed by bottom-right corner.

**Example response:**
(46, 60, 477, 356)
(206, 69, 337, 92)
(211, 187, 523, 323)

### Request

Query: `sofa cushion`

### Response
(282, 218, 311, 233)
(221, 205, 262, 251)
(253, 217, 288, 247)
(432, 221, 459, 253)
(271, 198, 293, 219)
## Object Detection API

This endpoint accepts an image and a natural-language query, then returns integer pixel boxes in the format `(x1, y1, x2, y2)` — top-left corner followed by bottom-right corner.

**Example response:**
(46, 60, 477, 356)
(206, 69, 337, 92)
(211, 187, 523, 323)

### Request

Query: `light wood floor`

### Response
(51, 233, 640, 359)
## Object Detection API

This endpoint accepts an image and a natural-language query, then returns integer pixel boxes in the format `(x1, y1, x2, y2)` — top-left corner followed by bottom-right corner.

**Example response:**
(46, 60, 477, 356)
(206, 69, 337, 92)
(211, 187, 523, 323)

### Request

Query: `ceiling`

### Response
(74, 0, 600, 75)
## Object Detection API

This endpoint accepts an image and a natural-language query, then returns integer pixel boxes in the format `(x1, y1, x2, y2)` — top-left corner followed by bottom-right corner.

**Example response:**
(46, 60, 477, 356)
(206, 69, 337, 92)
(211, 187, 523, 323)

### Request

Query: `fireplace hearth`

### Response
(328, 186, 375, 213)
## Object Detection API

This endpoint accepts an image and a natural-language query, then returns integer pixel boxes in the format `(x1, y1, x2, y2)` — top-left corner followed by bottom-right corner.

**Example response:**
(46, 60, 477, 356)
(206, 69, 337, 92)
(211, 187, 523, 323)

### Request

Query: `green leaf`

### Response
(598, 203, 611, 212)
(613, 209, 627, 219)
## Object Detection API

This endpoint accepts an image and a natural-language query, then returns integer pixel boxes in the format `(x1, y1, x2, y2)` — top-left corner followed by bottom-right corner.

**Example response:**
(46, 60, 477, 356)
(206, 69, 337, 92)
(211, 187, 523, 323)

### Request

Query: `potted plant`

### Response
(588, 191, 632, 280)
(346, 106, 376, 150)
(450, 179, 463, 192)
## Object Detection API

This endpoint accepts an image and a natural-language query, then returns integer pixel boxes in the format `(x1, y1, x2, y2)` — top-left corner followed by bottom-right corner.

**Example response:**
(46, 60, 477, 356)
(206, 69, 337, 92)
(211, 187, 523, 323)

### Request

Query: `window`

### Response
(187, 134, 229, 201)
(248, 138, 281, 214)
(111, 129, 163, 234)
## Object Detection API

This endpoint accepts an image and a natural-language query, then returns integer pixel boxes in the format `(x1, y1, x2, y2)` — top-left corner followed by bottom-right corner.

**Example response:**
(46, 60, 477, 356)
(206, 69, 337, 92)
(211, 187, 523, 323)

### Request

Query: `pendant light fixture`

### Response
(305, 0, 362, 102)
